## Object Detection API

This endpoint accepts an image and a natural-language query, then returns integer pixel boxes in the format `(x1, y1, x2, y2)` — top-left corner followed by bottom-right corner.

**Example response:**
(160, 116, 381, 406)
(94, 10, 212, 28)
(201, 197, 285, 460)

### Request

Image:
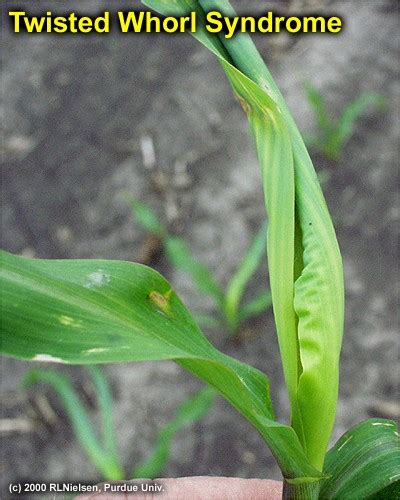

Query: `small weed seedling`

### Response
(1, 1, 398, 498)
(130, 198, 272, 336)
(304, 83, 386, 161)
(24, 366, 214, 480)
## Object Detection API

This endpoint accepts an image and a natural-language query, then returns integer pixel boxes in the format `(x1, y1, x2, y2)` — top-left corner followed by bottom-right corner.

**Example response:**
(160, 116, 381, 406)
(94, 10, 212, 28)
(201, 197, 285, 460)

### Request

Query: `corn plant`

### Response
(304, 83, 386, 161)
(1, 1, 398, 498)
(24, 366, 214, 480)
(130, 198, 272, 335)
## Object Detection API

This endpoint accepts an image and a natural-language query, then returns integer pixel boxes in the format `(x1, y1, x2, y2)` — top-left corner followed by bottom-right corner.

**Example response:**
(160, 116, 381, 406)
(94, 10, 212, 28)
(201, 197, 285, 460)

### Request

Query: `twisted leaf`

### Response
(143, 0, 344, 471)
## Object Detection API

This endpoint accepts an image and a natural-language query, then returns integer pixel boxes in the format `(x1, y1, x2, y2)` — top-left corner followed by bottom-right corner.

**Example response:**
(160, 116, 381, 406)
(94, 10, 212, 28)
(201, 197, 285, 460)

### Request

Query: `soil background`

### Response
(1, 0, 399, 498)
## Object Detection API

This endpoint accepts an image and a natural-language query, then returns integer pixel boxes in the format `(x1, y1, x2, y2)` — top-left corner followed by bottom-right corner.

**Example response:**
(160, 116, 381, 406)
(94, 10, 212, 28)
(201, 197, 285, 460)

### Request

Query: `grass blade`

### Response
(239, 291, 272, 324)
(129, 198, 223, 304)
(131, 388, 215, 478)
(329, 92, 386, 160)
(193, 313, 221, 329)
(129, 198, 165, 237)
(223, 223, 267, 332)
(86, 366, 120, 465)
(164, 236, 224, 305)
(24, 369, 124, 480)
(304, 83, 332, 136)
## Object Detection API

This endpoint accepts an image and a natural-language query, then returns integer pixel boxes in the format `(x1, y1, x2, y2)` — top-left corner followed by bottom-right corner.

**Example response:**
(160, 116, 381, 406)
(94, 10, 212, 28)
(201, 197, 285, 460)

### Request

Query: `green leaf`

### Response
(143, 0, 232, 62)
(320, 419, 400, 499)
(0, 250, 321, 480)
(164, 236, 224, 305)
(328, 93, 386, 160)
(304, 86, 386, 161)
(143, 0, 344, 470)
(161, 0, 345, 470)
(369, 480, 400, 500)
(128, 197, 223, 304)
(193, 313, 221, 329)
(223, 223, 267, 332)
(23, 368, 124, 480)
(303, 133, 319, 149)
(239, 291, 273, 324)
(86, 366, 119, 463)
(129, 198, 165, 236)
(132, 388, 215, 479)
(304, 83, 332, 136)
(220, 60, 301, 436)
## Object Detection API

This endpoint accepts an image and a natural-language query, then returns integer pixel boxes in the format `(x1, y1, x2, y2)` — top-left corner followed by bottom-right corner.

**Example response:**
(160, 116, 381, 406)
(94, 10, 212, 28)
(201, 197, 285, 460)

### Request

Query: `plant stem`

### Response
(283, 479, 320, 500)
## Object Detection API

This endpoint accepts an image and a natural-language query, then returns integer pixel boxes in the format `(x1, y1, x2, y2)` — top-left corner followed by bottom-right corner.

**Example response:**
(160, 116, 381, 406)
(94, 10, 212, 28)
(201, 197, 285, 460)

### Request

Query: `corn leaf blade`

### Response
(143, 0, 345, 470)
(320, 419, 400, 499)
(0, 250, 320, 480)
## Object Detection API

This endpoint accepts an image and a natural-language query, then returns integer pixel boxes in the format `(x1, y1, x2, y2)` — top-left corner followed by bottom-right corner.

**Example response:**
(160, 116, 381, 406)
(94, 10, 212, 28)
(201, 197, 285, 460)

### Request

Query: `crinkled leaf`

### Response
(143, 0, 345, 470)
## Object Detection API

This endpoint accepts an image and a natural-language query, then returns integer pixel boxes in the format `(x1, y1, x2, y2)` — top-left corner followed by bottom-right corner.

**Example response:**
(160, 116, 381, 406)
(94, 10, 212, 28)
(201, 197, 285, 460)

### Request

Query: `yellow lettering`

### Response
(274, 16, 285, 33)
(180, 15, 190, 32)
(241, 17, 255, 33)
(118, 11, 144, 33)
(327, 17, 342, 33)
(286, 17, 302, 33)
(8, 11, 25, 32)
(68, 13, 78, 33)
(163, 16, 178, 33)
(147, 12, 161, 32)
(258, 12, 273, 33)
(303, 16, 325, 33)
(206, 11, 223, 34)
(179, 14, 195, 33)
(78, 17, 92, 33)
(24, 15, 46, 33)
(53, 17, 67, 33)
(224, 16, 239, 39)
(94, 12, 109, 33)
(190, 12, 197, 32)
